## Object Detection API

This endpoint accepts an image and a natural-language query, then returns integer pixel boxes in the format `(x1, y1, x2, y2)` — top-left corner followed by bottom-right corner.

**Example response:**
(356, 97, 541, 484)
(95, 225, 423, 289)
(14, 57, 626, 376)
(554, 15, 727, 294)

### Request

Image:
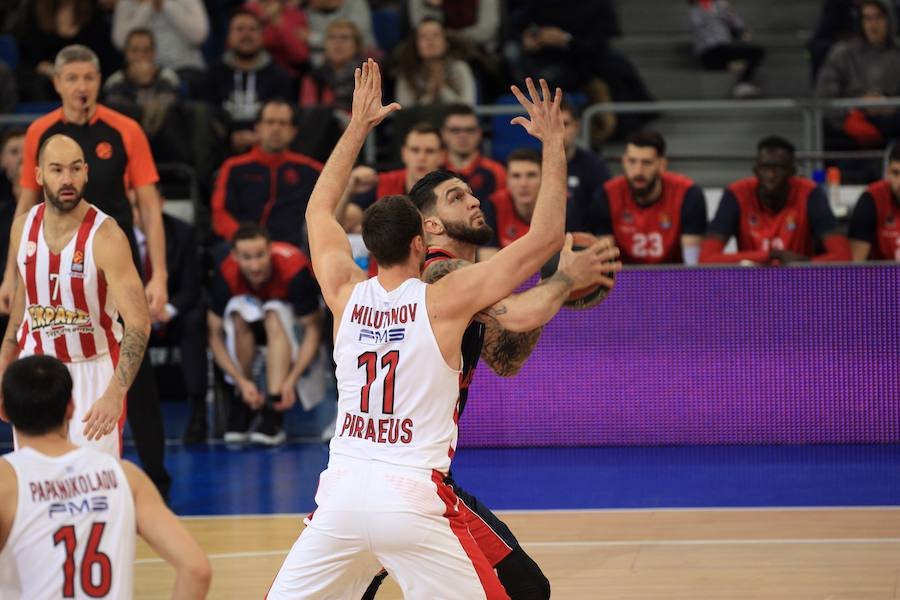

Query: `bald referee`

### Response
(0, 45, 172, 497)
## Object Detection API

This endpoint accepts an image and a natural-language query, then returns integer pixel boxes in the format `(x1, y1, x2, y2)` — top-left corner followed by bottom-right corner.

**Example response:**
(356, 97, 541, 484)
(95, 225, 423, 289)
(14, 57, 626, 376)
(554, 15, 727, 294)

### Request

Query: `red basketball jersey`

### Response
(728, 176, 816, 255)
(16, 204, 122, 363)
(490, 189, 530, 248)
(865, 180, 900, 260)
(604, 172, 695, 264)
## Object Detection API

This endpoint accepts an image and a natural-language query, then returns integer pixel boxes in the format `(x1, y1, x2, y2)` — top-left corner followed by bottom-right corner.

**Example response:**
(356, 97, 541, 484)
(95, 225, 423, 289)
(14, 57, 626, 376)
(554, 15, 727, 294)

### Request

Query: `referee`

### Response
(0, 45, 172, 497)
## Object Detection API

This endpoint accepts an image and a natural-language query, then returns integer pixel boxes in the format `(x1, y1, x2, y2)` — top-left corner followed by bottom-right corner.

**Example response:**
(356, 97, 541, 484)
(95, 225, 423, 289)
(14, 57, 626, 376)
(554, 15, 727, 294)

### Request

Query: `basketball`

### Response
(540, 232, 616, 309)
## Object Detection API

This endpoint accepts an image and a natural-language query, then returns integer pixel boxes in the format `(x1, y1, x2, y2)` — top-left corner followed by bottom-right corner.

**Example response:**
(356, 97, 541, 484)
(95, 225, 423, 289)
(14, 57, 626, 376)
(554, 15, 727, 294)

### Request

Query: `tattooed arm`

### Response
(86, 220, 151, 441)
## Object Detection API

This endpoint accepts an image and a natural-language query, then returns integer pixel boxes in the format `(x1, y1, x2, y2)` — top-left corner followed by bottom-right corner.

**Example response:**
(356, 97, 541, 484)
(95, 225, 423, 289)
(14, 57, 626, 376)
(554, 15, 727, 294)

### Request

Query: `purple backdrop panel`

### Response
(459, 265, 900, 447)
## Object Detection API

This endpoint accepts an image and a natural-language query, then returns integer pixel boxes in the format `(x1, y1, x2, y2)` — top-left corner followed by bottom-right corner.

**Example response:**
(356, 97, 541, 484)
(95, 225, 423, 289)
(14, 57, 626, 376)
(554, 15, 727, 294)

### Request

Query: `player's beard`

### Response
(628, 174, 659, 204)
(443, 216, 494, 246)
(45, 184, 83, 213)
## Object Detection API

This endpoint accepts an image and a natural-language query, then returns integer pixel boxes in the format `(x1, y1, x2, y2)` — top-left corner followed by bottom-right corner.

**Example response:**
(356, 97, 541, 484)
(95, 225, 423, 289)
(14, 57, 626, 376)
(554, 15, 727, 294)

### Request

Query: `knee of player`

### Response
(187, 552, 213, 589)
(231, 312, 251, 332)
(262, 309, 289, 336)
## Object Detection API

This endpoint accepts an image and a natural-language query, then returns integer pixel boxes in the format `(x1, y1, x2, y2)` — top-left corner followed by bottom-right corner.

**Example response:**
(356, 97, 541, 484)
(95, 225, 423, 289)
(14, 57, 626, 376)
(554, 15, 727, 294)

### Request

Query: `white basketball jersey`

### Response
(331, 278, 461, 474)
(16, 203, 123, 363)
(0, 447, 135, 599)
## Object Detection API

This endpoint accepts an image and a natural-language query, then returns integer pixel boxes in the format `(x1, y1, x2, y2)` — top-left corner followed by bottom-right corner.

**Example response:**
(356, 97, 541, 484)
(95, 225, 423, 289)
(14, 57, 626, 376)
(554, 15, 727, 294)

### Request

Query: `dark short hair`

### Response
(0, 127, 26, 152)
(442, 104, 477, 125)
(231, 7, 262, 26)
(362, 195, 423, 267)
(405, 122, 445, 149)
(507, 148, 542, 167)
(256, 98, 297, 125)
(889, 143, 900, 164)
(125, 27, 155, 49)
(559, 98, 580, 119)
(2, 355, 73, 436)
(232, 222, 270, 247)
(626, 130, 666, 157)
(409, 169, 459, 214)
(757, 135, 795, 157)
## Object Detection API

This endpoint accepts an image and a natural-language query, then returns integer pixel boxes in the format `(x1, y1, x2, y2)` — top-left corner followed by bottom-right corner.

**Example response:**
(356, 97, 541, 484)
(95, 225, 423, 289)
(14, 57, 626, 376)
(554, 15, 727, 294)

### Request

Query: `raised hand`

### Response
(351, 58, 402, 130)
(509, 78, 564, 144)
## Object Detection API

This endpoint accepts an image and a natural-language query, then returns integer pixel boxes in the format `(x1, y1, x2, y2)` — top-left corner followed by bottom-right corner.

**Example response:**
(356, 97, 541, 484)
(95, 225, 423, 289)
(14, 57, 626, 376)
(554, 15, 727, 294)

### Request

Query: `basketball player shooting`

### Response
(267, 60, 571, 598)
(0, 134, 151, 456)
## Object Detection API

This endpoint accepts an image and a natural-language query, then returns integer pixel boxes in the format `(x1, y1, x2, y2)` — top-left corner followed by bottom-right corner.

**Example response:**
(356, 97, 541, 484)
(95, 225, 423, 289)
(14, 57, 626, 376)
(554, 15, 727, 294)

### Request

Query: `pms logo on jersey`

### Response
(71, 249, 84, 274)
(95, 142, 113, 160)
(28, 304, 91, 330)
(48, 496, 109, 518)
(358, 328, 405, 344)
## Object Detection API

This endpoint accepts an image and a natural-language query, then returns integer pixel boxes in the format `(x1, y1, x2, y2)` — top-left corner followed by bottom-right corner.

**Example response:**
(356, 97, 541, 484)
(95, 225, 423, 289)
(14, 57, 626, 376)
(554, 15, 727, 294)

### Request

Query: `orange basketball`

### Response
(539, 232, 615, 309)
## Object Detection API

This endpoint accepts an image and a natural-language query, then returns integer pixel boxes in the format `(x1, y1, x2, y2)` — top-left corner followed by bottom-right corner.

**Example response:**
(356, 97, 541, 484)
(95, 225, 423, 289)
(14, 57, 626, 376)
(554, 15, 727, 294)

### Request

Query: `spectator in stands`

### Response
(408, 0, 500, 52)
(0, 129, 23, 323)
(700, 136, 852, 264)
(208, 224, 323, 446)
(394, 18, 477, 107)
(560, 100, 612, 232)
(488, 148, 542, 249)
(506, 0, 655, 141)
(589, 130, 706, 265)
(815, 0, 900, 152)
(0, 61, 16, 112)
(212, 99, 323, 250)
(340, 122, 446, 232)
(848, 143, 900, 260)
(103, 29, 180, 140)
(132, 198, 208, 443)
(306, 0, 379, 68)
(440, 104, 505, 231)
(206, 8, 294, 154)
(299, 18, 362, 119)
(688, 0, 766, 99)
(112, 0, 209, 92)
(244, 0, 310, 78)
(8, 0, 120, 101)
(0, 128, 23, 208)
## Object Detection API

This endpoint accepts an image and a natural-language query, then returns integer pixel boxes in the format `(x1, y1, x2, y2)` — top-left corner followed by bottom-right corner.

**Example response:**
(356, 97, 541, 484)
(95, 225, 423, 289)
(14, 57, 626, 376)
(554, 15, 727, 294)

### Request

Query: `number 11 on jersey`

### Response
(358, 351, 399, 414)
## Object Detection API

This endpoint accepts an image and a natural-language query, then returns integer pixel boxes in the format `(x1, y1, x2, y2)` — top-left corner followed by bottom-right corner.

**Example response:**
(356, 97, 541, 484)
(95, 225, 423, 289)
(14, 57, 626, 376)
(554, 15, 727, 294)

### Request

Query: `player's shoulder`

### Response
(272, 241, 311, 271)
(726, 176, 757, 194)
(663, 171, 695, 188)
(790, 176, 818, 194)
(94, 104, 144, 135)
(381, 168, 407, 183)
(477, 155, 506, 175)
(422, 254, 471, 284)
(92, 212, 129, 247)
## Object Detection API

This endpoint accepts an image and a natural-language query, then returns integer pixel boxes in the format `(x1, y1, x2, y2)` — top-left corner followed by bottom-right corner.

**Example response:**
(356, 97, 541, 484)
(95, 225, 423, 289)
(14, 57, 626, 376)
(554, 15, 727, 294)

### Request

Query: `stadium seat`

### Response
(0, 35, 18, 70)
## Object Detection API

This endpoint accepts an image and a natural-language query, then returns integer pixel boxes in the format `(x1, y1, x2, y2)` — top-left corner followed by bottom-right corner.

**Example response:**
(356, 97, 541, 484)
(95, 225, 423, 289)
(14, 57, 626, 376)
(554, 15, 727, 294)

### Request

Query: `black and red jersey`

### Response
(424, 247, 485, 418)
(712, 176, 836, 256)
(849, 180, 900, 260)
(489, 189, 530, 248)
(593, 172, 705, 264)
(211, 145, 322, 250)
(210, 241, 320, 317)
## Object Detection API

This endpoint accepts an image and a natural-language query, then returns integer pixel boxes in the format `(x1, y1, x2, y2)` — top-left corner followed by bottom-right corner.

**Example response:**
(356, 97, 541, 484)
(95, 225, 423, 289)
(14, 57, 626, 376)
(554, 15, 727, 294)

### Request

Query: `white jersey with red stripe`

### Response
(330, 277, 461, 474)
(16, 203, 122, 363)
(0, 446, 135, 599)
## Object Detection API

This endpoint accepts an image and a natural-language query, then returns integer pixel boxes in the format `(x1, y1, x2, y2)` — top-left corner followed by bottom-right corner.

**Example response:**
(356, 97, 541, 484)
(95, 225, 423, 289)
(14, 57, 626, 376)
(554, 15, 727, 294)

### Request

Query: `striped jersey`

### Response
(331, 277, 461, 474)
(16, 203, 122, 363)
(0, 447, 135, 599)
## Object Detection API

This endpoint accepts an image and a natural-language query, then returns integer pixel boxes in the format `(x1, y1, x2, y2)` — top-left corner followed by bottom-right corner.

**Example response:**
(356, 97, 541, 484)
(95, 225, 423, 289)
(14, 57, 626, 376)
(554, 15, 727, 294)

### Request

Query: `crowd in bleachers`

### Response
(0, 0, 898, 447)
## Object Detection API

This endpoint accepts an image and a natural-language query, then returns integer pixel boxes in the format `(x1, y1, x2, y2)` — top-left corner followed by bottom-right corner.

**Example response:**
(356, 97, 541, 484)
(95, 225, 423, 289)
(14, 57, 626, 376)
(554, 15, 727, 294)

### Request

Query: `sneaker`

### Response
(251, 407, 286, 446)
(224, 405, 251, 444)
(182, 405, 208, 444)
(223, 430, 251, 444)
(733, 82, 762, 99)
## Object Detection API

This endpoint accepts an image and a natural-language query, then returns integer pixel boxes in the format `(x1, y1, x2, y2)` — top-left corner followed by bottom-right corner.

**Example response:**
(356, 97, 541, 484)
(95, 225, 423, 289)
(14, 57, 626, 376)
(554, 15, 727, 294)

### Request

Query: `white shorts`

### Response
(267, 455, 509, 600)
(66, 353, 122, 457)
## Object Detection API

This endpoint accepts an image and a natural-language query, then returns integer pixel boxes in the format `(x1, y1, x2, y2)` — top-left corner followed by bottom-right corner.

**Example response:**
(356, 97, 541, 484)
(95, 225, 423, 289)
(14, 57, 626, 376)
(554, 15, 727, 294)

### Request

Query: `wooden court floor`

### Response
(135, 508, 900, 599)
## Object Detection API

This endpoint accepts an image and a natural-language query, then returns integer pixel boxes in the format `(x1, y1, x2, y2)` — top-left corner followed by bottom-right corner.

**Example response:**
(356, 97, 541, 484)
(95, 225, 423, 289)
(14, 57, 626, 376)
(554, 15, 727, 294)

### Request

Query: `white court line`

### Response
(134, 537, 900, 565)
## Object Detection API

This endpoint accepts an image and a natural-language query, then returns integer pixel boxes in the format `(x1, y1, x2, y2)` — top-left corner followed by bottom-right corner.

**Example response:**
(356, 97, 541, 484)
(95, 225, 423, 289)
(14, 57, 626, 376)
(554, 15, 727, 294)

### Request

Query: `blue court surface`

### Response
(127, 441, 900, 517)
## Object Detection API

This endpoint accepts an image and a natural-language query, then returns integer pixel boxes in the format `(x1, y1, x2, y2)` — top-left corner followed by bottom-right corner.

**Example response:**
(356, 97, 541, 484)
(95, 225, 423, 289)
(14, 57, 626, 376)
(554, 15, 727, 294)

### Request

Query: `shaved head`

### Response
(38, 134, 84, 166)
